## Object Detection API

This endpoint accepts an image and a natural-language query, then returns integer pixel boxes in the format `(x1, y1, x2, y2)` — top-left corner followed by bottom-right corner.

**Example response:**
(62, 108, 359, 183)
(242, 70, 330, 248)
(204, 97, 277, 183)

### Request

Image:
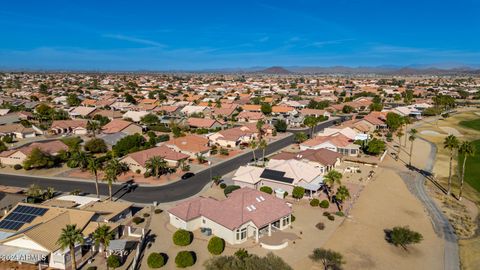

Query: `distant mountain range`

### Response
(3, 64, 480, 75)
(198, 64, 480, 76)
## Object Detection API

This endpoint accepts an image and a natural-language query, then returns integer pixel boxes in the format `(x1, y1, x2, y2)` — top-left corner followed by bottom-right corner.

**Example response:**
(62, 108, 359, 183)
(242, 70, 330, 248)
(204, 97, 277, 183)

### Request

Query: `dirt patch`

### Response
(439, 126, 463, 137)
(420, 130, 442, 136)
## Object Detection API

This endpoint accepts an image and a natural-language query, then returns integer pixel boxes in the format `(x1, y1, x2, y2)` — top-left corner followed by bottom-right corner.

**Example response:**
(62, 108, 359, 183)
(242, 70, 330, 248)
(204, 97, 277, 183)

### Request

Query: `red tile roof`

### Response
(124, 146, 189, 166)
(168, 187, 292, 230)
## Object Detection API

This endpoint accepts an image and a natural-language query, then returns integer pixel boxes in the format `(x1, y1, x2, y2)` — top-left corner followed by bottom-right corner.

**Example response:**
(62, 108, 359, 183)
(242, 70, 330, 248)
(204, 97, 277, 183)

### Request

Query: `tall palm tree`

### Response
(103, 158, 127, 200)
(458, 141, 475, 201)
(335, 185, 351, 211)
(92, 224, 115, 255)
(87, 120, 101, 138)
(403, 117, 411, 146)
(250, 140, 258, 163)
(304, 116, 319, 138)
(323, 170, 342, 201)
(256, 120, 265, 139)
(87, 157, 103, 198)
(258, 139, 268, 166)
(444, 134, 459, 196)
(69, 150, 90, 170)
(57, 224, 84, 270)
(408, 129, 418, 166)
(145, 156, 168, 178)
(395, 130, 404, 160)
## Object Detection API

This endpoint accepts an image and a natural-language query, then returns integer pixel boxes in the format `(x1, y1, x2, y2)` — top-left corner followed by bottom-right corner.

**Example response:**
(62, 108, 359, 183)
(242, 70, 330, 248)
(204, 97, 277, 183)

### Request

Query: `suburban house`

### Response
(102, 119, 143, 135)
(237, 111, 265, 123)
(300, 133, 360, 156)
(300, 108, 331, 118)
(319, 126, 368, 141)
(269, 148, 342, 174)
(232, 159, 324, 196)
(0, 140, 69, 166)
(180, 105, 211, 116)
(168, 187, 292, 245)
(163, 134, 210, 158)
(241, 104, 262, 112)
(91, 109, 124, 120)
(186, 118, 224, 130)
(0, 124, 37, 139)
(68, 106, 97, 118)
(50, 120, 88, 135)
(120, 145, 189, 174)
(122, 110, 149, 122)
(208, 126, 257, 148)
(271, 106, 298, 117)
(0, 199, 135, 269)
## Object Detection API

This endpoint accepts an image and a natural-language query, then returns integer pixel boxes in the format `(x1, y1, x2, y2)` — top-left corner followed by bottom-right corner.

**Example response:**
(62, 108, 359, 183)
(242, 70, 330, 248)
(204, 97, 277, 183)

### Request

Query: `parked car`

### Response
(181, 172, 195, 179)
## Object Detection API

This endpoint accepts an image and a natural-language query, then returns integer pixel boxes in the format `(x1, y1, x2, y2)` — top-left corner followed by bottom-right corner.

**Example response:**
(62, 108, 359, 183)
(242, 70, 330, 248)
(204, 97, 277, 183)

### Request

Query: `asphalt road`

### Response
(0, 119, 338, 204)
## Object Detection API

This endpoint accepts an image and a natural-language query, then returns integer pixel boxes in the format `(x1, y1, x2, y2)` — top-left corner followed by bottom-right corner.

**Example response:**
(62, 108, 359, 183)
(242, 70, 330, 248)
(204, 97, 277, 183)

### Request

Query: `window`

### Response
(282, 216, 289, 227)
(236, 227, 247, 241)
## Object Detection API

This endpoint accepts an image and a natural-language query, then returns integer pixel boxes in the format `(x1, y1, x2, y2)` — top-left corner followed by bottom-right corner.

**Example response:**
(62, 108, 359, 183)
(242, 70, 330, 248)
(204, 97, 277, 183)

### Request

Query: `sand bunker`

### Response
(439, 126, 463, 137)
(421, 130, 442, 136)
(475, 112, 480, 116)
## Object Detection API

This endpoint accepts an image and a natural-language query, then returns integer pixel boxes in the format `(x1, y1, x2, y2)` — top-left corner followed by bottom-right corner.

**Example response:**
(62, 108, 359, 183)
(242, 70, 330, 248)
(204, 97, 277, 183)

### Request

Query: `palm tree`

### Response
(92, 224, 115, 255)
(304, 116, 319, 138)
(395, 130, 404, 160)
(103, 158, 127, 200)
(250, 140, 258, 163)
(256, 120, 265, 139)
(458, 141, 475, 201)
(408, 129, 418, 166)
(87, 157, 103, 198)
(69, 150, 90, 170)
(145, 156, 168, 178)
(403, 116, 411, 146)
(444, 134, 459, 196)
(258, 139, 267, 166)
(57, 224, 84, 270)
(335, 185, 351, 211)
(323, 170, 342, 201)
(196, 153, 207, 164)
(87, 120, 101, 138)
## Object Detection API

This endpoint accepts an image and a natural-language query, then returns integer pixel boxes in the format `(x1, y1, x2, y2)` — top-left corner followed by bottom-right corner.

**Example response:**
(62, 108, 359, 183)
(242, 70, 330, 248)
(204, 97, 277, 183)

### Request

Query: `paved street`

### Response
(0, 119, 338, 204)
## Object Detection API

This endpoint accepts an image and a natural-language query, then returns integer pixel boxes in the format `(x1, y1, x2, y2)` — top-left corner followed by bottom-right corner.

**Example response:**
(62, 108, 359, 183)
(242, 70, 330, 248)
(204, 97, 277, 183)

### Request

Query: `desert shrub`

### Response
(175, 251, 195, 268)
(13, 164, 22, 170)
(173, 229, 192, 246)
(310, 199, 320, 207)
(292, 186, 305, 199)
(207, 236, 225, 255)
(335, 211, 345, 217)
(135, 169, 141, 174)
(223, 185, 241, 196)
(219, 183, 227, 189)
(291, 215, 296, 222)
(327, 215, 335, 221)
(283, 191, 288, 198)
(319, 200, 330, 209)
(86, 267, 97, 270)
(147, 252, 165, 268)
(132, 216, 144, 225)
(154, 209, 163, 214)
(259, 186, 273, 194)
(316, 222, 325, 230)
(144, 171, 151, 178)
(107, 254, 121, 269)
(323, 212, 331, 217)
(143, 213, 150, 218)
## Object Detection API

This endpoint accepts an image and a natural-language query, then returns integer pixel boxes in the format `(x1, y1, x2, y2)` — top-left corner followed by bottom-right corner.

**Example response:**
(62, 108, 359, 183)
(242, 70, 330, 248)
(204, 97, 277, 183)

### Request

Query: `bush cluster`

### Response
(319, 200, 330, 209)
(147, 252, 165, 268)
(309, 199, 320, 207)
(175, 251, 195, 268)
(207, 237, 225, 255)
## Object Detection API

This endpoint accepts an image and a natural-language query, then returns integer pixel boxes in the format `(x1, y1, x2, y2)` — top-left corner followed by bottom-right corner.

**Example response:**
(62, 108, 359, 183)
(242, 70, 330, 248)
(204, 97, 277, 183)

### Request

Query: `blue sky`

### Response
(1, 0, 479, 70)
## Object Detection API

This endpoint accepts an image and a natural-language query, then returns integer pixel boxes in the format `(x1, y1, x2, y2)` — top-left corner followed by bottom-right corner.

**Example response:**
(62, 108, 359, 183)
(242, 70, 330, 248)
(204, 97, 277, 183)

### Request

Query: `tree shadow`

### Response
(405, 164, 448, 194)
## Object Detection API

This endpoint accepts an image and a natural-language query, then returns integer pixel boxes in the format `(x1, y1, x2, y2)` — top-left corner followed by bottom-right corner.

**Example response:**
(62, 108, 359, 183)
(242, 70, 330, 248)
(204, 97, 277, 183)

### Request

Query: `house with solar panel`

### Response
(232, 158, 325, 197)
(0, 198, 136, 269)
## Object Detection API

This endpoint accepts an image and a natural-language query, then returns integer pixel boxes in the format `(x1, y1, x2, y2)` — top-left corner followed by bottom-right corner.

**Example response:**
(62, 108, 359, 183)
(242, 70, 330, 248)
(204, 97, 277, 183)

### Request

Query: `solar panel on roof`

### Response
(12, 206, 47, 216)
(260, 169, 294, 184)
(0, 220, 23, 231)
(0, 205, 49, 231)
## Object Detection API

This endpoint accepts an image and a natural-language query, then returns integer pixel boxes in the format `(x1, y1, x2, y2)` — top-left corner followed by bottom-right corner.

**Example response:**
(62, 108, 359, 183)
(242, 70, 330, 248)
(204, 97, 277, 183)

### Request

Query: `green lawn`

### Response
(458, 139, 480, 192)
(459, 118, 480, 131)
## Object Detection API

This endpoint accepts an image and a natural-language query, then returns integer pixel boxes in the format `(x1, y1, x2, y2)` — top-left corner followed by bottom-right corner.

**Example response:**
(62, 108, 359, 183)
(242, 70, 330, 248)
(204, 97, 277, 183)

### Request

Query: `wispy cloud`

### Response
(310, 38, 355, 48)
(103, 34, 166, 47)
